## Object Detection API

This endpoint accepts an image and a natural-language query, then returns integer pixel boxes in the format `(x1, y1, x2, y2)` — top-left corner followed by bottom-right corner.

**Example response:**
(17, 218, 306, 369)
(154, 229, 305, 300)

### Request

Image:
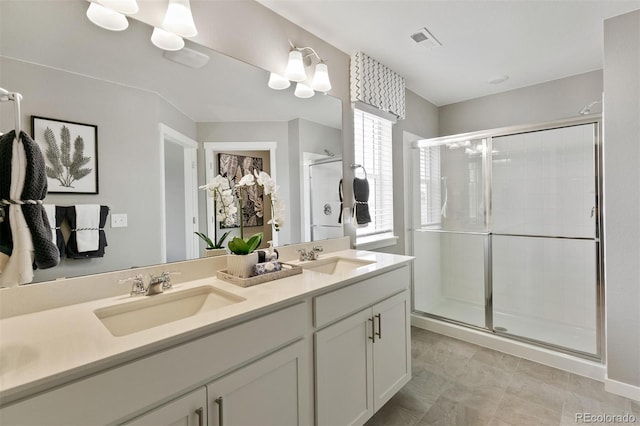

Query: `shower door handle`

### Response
(590, 206, 595, 218)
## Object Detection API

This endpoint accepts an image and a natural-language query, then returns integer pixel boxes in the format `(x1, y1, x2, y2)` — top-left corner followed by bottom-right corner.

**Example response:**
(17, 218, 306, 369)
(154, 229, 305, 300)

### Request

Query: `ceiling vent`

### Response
(410, 27, 442, 49)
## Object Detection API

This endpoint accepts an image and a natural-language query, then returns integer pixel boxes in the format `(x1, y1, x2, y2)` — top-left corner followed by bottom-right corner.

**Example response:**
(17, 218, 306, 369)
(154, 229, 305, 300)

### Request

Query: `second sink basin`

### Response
(302, 257, 376, 275)
(95, 286, 245, 337)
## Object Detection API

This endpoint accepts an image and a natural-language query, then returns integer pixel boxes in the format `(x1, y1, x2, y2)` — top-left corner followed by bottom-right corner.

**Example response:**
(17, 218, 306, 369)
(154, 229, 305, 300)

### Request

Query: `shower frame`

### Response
(410, 115, 604, 361)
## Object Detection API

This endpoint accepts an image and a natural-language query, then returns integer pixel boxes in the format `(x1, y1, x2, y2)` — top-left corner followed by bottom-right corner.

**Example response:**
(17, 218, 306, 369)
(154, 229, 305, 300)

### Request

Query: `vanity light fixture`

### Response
(162, 0, 198, 38)
(294, 82, 315, 99)
(271, 41, 332, 97)
(268, 73, 291, 90)
(151, 27, 185, 51)
(86, 2, 129, 31)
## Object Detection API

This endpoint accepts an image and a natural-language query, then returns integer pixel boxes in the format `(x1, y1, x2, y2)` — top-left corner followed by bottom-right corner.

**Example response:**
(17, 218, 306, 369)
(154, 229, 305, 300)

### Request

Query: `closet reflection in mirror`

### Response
(0, 0, 342, 283)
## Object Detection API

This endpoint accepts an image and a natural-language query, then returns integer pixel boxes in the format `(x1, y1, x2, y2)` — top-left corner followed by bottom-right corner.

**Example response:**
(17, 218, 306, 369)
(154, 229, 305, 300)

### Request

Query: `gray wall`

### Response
(0, 58, 196, 281)
(603, 10, 640, 390)
(438, 70, 603, 136)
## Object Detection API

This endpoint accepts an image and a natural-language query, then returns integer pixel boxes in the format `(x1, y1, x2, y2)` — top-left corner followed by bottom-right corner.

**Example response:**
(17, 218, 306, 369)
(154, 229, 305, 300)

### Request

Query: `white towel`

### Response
(0, 135, 35, 287)
(75, 204, 100, 252)
(43, 204, 56, 245)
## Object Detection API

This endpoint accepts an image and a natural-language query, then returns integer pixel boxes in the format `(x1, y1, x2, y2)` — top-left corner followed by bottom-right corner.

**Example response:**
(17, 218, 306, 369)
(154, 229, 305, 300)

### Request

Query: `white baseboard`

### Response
(412, 314, 606, 381)
(605, 377, 640, 402)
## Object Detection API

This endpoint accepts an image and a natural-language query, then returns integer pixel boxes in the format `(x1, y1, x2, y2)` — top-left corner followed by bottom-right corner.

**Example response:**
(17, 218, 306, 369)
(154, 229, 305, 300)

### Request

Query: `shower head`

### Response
(324, 149, 335, 157)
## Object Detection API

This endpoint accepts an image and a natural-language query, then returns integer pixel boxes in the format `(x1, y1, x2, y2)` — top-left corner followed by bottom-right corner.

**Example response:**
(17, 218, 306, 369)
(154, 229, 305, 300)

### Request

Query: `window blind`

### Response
(354, 109, 393, 238)
(419, 146, 441, 226)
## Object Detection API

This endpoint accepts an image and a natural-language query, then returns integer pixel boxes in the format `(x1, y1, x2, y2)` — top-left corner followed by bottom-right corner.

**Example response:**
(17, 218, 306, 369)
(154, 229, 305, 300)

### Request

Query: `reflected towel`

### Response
(75, 204, 100, 252)
(43, 204, 56, 244)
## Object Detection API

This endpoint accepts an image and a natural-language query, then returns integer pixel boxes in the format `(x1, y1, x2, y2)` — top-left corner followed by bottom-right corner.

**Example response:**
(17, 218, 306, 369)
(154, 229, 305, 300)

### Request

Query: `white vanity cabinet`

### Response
(123, 388, 207, 426)
(314, 266, 411, 426)
(205, 340, 308, 426)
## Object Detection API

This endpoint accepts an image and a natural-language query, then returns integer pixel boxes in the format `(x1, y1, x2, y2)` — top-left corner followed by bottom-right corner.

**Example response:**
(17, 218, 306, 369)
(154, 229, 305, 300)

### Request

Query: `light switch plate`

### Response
(111, 213, 128, 228)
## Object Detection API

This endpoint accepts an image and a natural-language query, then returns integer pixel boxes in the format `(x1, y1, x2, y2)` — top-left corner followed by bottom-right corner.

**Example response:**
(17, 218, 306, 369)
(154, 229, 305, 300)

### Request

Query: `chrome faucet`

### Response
(119, 274, 146, 297)
(297, 245, 324, 261)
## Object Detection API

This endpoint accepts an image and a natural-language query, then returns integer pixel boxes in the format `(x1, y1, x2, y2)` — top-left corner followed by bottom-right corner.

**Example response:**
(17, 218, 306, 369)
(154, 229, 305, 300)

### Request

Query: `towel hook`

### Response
(350, 163, 367, 179)
(0, 87, 23, 137)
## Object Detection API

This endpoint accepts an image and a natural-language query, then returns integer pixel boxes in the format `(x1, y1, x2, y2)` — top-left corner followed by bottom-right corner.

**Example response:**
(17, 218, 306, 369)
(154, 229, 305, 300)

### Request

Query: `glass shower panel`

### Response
(413, 230, 487, 328)
(309, 159, 343, 241)
(492, 124, 596, 238)
(492, 236, 597, 355)
(419, 139, 488, 232)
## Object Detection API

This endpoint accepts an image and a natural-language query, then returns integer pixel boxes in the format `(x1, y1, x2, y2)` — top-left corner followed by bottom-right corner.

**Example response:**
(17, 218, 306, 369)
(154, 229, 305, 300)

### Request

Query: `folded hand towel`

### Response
(353, 177, 371, 225)
(43, 204, 56, 244)
(75, 204, 100, 252)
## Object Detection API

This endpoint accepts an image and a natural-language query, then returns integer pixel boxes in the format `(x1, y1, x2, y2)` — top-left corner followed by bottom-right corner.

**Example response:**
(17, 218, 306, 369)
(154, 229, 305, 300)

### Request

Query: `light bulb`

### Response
(151, 27, 185, 51)
(268, 73, 291, 90)
(311, 62, 331, 92)
(98, 0, 138, 15)
(284, 50, 306, 82)
(294, 82, 315, 99)
(162, 0, 198, 38)
(86, 2, 128, 31)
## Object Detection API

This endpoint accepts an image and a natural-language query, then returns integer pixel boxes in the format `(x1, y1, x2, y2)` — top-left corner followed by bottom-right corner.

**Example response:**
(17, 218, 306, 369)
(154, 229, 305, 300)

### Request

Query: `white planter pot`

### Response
(204, 248, 227, 258)
(227, 252, 259, 278)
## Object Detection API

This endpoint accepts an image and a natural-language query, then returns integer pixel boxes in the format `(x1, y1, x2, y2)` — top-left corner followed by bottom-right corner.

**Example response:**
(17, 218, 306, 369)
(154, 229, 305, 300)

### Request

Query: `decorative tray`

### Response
(216, 262, 303, 288)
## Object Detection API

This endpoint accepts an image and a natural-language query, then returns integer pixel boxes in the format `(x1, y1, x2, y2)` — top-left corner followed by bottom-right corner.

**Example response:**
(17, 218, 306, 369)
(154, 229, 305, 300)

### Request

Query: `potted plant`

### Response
(200, 170, 285, 278)
(194, 231, 230, 257)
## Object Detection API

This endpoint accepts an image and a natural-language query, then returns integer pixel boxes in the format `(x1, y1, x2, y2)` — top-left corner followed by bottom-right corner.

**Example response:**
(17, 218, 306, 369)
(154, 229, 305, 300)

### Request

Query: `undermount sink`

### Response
(95, 286, 245, 337)
(301, 257, 376, 275)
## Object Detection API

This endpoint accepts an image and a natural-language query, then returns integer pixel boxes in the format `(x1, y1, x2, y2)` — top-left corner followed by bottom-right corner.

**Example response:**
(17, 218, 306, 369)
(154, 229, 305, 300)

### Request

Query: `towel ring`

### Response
(350, 164, 368, 179)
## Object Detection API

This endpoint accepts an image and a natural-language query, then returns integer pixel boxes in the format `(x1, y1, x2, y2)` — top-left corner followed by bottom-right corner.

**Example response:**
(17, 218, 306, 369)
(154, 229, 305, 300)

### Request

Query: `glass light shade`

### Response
(98, 0, 138, 15)
(86, 2, 128, 31)
(267, 73, 291, 90)
(284, 50, 307, 82)
(151, 27, 185, 51)
(311, 62, 332, 92)
(294, 82, 315, 99)
(162, 0, 198, 38)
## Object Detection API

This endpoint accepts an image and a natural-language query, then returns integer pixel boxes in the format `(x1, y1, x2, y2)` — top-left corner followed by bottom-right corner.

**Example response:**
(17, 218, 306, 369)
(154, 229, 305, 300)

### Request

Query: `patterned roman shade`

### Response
(350, 52, 406, 120)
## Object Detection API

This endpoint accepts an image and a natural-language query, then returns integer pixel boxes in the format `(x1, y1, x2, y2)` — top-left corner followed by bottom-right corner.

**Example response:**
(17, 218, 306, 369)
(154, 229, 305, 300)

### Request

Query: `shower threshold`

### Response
(419, 297, 597, 355)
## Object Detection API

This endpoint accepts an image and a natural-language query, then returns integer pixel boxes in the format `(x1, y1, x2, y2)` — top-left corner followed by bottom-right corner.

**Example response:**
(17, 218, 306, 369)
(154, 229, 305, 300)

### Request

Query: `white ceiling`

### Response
(257, 0, 640, 106)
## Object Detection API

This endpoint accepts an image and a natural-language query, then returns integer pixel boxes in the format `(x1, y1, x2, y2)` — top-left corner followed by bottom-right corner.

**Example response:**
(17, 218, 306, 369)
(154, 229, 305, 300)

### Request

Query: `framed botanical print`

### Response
(31, 116, 99, 194)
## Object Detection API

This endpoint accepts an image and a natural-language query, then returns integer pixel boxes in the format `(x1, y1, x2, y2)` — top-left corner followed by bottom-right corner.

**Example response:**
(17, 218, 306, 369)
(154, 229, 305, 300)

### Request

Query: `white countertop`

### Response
(0, 249, 412, 404)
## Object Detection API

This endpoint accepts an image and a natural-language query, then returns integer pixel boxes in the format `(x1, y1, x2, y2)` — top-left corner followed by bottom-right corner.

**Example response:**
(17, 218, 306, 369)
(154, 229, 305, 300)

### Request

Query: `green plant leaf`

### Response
(215, 231, 231, 249)
(228, 236, 250, 254)
(246, 232, 263, 253)
(194, 231, 214, 248)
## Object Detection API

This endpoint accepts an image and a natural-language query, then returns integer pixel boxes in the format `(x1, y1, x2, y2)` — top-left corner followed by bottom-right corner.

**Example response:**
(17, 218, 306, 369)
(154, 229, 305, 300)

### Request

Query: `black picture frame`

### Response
(31, 116, 99, 194)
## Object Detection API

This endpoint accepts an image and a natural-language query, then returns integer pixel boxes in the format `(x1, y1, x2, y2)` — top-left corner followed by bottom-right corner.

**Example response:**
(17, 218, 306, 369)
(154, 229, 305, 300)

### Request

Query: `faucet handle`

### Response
(160, 271, 181, 290)
(312, 246, 324, 253)
(120, 274, 146, 297)
(297, 248, 308, 261)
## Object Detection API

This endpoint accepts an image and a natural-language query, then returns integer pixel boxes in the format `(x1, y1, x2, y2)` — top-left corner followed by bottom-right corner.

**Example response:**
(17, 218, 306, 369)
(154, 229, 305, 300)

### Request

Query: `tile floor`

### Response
(365, 327, 640, 426)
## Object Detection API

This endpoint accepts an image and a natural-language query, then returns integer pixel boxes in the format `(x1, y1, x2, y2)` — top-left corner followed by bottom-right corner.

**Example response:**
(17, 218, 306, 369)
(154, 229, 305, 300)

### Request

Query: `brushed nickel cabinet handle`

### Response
(368, 317, 375, 342)
(375, 313, 382, 339)
(215, 397, 224, 426)
(195, 407, 204, 426)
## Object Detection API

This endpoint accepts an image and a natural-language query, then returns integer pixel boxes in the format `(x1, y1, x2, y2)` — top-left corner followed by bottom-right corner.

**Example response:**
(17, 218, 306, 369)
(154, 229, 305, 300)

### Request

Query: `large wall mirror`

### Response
(0, 0, 343, 283)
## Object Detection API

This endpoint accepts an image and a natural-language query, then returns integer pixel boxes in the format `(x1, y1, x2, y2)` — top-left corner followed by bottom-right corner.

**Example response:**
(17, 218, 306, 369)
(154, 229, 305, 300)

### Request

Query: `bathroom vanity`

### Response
(0, 241, 412, 426)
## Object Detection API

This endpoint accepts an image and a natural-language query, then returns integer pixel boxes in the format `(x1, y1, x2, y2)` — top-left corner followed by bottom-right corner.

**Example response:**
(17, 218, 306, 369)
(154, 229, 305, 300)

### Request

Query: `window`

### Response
(353, 109, 394, 240)
(419, 145, 441, 226)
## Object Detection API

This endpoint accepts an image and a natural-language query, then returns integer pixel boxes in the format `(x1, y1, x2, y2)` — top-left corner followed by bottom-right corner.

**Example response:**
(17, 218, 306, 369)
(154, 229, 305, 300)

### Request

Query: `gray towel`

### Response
(353, 177, 371, 225)
(0, 130, 60, 270)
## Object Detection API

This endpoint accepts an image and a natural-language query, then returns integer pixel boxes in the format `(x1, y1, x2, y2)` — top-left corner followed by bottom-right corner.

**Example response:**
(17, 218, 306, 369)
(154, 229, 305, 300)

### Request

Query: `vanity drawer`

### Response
(313, 266, 409, 329)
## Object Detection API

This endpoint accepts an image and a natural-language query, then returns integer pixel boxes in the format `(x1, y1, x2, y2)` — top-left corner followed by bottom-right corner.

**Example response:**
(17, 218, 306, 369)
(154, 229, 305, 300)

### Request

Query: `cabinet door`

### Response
(123, 387, 206, 426)
(372, 290, 411, 411)
(315, 308, 374, 426)
(206, 340, 308, 426)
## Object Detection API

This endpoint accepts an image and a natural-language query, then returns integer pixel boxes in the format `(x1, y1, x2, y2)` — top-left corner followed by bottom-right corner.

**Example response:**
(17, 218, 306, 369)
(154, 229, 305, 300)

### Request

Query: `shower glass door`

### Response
(491, 124, 599, 355)
(413, 138, 489, 328)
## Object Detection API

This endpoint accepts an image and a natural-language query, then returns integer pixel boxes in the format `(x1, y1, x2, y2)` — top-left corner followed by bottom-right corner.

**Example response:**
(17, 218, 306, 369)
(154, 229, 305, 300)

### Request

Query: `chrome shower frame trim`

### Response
(411, 115, 604, 362)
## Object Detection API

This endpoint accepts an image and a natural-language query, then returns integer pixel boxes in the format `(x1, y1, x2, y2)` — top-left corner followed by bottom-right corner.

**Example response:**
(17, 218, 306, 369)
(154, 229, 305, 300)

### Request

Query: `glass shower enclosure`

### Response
(412, 117, 602, 358)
